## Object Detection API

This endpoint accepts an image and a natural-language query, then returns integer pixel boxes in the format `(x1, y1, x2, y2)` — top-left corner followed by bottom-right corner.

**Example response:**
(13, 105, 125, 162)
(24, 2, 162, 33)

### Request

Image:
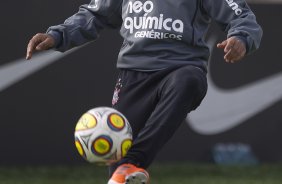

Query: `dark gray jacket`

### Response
(47, 0, 263, 71)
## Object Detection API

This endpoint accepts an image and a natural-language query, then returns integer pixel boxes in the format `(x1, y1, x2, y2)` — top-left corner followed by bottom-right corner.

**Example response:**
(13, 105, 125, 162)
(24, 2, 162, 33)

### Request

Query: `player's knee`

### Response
(181, 75, 203, 94)
(169, 71, 206, 98)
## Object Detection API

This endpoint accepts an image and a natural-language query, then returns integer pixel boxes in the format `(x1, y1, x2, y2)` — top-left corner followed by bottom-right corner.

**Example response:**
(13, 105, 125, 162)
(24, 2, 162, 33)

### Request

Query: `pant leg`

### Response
(121, 65, 207, 169)
(112, 69, 160, 139)
(109, 69, 161, 176)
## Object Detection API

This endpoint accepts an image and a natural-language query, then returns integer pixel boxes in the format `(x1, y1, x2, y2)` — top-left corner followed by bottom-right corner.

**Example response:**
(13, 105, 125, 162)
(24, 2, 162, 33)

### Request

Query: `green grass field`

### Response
(1, 163, 282, 184)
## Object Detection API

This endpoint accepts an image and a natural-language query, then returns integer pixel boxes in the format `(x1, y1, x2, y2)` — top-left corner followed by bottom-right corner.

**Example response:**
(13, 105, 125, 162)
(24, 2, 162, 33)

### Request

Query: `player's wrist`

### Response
(232, 35, 248, 54)
(46, 30, 62, 49)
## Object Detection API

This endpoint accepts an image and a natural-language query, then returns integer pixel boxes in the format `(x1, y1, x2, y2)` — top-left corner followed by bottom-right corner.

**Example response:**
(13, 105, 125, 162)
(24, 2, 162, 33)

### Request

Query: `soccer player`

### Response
(26, 0, 262, 183)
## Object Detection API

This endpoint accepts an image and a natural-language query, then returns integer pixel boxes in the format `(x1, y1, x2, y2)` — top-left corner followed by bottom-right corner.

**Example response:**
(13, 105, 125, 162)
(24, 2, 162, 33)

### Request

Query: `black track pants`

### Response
(110, 65, 207, 175)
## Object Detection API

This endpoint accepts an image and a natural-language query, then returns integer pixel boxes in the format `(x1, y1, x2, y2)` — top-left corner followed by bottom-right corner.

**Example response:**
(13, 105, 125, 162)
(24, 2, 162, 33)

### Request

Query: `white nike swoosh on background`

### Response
(187, 37, 282, 135)
(0, 49, 77, 92)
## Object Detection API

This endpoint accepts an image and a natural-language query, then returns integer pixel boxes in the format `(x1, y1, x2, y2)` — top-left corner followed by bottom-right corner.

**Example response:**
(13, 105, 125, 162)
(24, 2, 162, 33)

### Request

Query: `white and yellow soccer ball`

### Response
(74, 107, 133, 165)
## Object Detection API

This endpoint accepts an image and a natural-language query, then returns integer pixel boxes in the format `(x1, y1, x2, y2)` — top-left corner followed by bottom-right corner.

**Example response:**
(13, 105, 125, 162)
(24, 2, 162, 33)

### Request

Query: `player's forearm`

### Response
(46, 6, 105, 52)
(46, 0, 122, 52)
(203, 0, 263, 55)
(226, 13, 263, 55)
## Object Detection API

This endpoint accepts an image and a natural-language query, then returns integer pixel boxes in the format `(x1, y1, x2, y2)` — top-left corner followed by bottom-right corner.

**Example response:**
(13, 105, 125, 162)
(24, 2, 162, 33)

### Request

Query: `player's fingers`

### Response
(224, 38, 236, 53)
(231, 46, 246, 62)
(36, 37, 54, 51)
(26, 44, 34, 60)
(26, 36, 41, 60)
(225, 41, 240, 61)
(217, 40, 227, 49)
(26, 33, 45, 59)
(224, 40, 246, 63)
(26, 33, 55, 60)
(231, 40, 246, 62)
(225, 48, 241, 63)
(224, 49, 232, 63)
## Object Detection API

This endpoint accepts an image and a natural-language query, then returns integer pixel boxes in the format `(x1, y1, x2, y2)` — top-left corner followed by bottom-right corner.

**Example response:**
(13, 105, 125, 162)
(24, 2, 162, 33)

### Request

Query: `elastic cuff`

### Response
(46, 30, 62, 48)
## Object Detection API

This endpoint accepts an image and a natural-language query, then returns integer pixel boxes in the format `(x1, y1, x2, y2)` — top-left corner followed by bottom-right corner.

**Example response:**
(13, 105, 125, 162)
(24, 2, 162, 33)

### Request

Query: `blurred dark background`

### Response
(0, 1, 281, 165)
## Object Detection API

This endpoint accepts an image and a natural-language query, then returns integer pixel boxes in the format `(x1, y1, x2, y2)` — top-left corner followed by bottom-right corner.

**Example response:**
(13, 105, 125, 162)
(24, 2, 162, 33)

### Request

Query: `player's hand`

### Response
(26, 33, 55, 60)
(217, 37, 246, 63)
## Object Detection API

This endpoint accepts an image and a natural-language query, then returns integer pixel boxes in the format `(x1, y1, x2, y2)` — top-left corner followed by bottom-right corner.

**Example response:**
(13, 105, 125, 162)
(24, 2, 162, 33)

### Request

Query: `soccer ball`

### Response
(74, 107, 133, 165)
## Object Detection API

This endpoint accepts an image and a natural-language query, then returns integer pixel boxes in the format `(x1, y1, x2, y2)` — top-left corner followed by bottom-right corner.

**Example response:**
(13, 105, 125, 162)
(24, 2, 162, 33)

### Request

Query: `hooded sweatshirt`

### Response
(47, 0, 263, 71)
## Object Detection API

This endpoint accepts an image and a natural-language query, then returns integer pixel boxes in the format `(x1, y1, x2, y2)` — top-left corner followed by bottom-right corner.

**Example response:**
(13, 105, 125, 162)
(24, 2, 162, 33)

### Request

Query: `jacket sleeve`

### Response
(46, 0, 123, 52)
(202, 0, 263, 54)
